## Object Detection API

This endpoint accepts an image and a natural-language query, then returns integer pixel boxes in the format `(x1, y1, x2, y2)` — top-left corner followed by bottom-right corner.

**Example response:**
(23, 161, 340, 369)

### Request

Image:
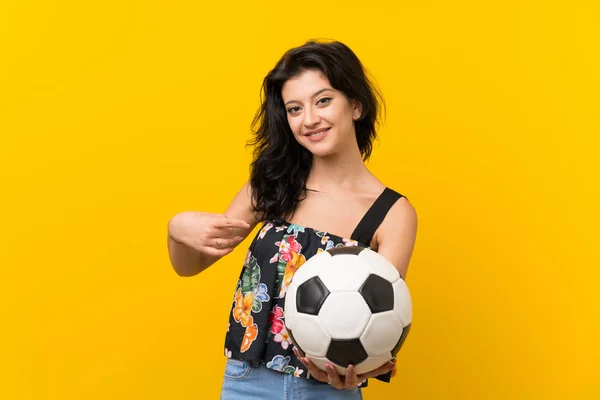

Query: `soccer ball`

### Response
(284, 246, 412, 376)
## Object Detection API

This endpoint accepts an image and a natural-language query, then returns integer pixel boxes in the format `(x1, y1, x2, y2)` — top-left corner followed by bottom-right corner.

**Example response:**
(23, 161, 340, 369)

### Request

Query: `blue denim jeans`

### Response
(220, 359, 363, 400)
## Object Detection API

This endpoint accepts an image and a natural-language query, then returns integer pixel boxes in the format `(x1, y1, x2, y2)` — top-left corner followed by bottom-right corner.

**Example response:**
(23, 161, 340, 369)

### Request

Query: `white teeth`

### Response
(308, 129, 327, 137)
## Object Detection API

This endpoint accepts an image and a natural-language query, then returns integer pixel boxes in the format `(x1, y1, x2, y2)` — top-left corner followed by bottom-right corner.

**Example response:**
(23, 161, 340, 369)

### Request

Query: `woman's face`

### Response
(281, 69, 361, 157)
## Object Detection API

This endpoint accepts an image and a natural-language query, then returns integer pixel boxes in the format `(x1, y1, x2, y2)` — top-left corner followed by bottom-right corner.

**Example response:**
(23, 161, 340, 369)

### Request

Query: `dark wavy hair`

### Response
(247, 40, 385, 223)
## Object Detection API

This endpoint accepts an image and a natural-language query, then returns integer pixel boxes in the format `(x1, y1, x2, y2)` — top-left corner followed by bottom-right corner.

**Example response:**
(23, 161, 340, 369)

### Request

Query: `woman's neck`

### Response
(305, 148, 373, 194)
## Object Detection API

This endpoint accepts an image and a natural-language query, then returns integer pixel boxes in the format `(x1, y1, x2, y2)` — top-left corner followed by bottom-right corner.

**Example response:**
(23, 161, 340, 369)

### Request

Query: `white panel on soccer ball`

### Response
(317, 254, 370, 292)
(355, 353, 393, 375)
(283, 282, 298, 331)
(290, 251, 331, 287)
(360, 249, 400, 283)
(360, 310, 404, 355)
(291, 314, 331, 357)
(392, 279, 412, 326)
(307, 356, 346, 376)
(318, 292, 371, 339)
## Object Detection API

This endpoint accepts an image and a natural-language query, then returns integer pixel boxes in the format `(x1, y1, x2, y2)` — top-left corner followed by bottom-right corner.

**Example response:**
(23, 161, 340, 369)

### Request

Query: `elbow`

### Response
(171, 263, 203, 278)
(174, 270, 196, 278)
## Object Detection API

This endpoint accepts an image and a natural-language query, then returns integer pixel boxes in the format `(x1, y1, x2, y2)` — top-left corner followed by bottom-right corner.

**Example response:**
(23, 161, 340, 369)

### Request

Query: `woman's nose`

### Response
(303, 108, 320, 127)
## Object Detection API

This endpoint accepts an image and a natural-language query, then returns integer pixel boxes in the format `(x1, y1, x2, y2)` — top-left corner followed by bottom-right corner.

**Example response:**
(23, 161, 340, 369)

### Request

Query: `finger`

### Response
(213, 216, 251, 230)
(292, 348, 309, 367)
(300, 355, 328, 382)
(213, 225, 246, 238)
(343, 364, 358, 389)
(356, 360, 395, 381)
(292, 347, 305, 359)
(325, 364, 345, 389)
(292, 349, 330, 383)
(293, 351, 307, 371)
(305, 359, 327, 381)
(213, 236, 244, 249)
(197, 245, 234, 257)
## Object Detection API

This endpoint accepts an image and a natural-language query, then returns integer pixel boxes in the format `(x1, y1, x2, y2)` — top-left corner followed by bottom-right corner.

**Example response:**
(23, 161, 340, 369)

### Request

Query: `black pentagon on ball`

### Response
(327, 246, 366, 256)
(391, 323, 411, 357)
(326, 339, 368, 367)
(359, 273, 395, 313)
(297, 276, 330, 315)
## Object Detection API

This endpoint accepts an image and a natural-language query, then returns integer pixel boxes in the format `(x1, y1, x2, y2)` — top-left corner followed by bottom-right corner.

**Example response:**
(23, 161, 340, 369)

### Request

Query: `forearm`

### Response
(166, 205, 253, 277)
(167, 235, 216, 277)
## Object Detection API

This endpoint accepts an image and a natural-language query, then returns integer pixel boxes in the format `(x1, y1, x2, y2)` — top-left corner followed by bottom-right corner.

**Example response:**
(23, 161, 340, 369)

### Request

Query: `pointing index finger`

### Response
(215, 217, 251, 229)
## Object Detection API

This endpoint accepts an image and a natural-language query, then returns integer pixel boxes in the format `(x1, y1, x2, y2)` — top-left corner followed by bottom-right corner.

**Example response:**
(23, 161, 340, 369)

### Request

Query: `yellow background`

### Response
(1, 0, 598, 398)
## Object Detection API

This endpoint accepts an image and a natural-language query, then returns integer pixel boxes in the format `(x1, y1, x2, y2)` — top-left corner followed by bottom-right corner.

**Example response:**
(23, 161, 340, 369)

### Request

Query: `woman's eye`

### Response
(317, 97, 331, 105)
(287, 106, 300, 114)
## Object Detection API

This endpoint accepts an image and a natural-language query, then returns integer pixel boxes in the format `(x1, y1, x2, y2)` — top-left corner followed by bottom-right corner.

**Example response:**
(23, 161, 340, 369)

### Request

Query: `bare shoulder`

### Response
(387, 195, 417, 226)
(374, 194, 418, 280)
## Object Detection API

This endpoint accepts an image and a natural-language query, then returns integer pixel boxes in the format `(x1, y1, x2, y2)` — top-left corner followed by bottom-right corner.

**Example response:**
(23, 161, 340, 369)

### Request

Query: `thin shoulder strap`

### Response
(351, 188, 405, 245)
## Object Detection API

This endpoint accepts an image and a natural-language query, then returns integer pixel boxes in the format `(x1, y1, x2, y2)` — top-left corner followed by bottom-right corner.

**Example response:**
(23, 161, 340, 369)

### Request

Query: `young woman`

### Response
(167, 40, 418, 400)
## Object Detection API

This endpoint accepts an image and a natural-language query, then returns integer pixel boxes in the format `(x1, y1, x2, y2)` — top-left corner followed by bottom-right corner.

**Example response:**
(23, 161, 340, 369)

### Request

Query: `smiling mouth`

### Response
(304, 128, 330, 137)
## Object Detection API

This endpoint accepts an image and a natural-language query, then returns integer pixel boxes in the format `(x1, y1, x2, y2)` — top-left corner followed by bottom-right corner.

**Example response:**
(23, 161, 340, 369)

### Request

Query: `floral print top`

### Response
(223, 218, 391, 386)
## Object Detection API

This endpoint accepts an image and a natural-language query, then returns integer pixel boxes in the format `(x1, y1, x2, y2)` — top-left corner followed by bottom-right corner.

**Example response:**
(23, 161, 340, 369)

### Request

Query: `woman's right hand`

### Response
(168, 211, 251, 257)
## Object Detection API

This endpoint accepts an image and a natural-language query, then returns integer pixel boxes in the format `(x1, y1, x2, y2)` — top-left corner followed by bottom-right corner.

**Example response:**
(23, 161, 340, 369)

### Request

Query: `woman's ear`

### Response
(352, 100, 363, 121)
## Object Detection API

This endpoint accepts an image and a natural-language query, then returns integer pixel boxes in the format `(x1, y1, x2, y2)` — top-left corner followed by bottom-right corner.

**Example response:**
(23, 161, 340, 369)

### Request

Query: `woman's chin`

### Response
(308, 147, 339, 159)
(297, 138, 341, 158)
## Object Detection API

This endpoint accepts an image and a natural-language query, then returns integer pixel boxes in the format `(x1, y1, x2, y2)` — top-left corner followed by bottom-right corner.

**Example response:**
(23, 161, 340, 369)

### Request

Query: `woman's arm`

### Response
(374, 197, 418, 280)
(167, 182, 259, 277)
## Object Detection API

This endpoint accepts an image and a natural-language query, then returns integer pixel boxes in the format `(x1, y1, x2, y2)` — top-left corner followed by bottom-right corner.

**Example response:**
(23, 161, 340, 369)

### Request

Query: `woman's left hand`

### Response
(293, 347, 395, 389)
